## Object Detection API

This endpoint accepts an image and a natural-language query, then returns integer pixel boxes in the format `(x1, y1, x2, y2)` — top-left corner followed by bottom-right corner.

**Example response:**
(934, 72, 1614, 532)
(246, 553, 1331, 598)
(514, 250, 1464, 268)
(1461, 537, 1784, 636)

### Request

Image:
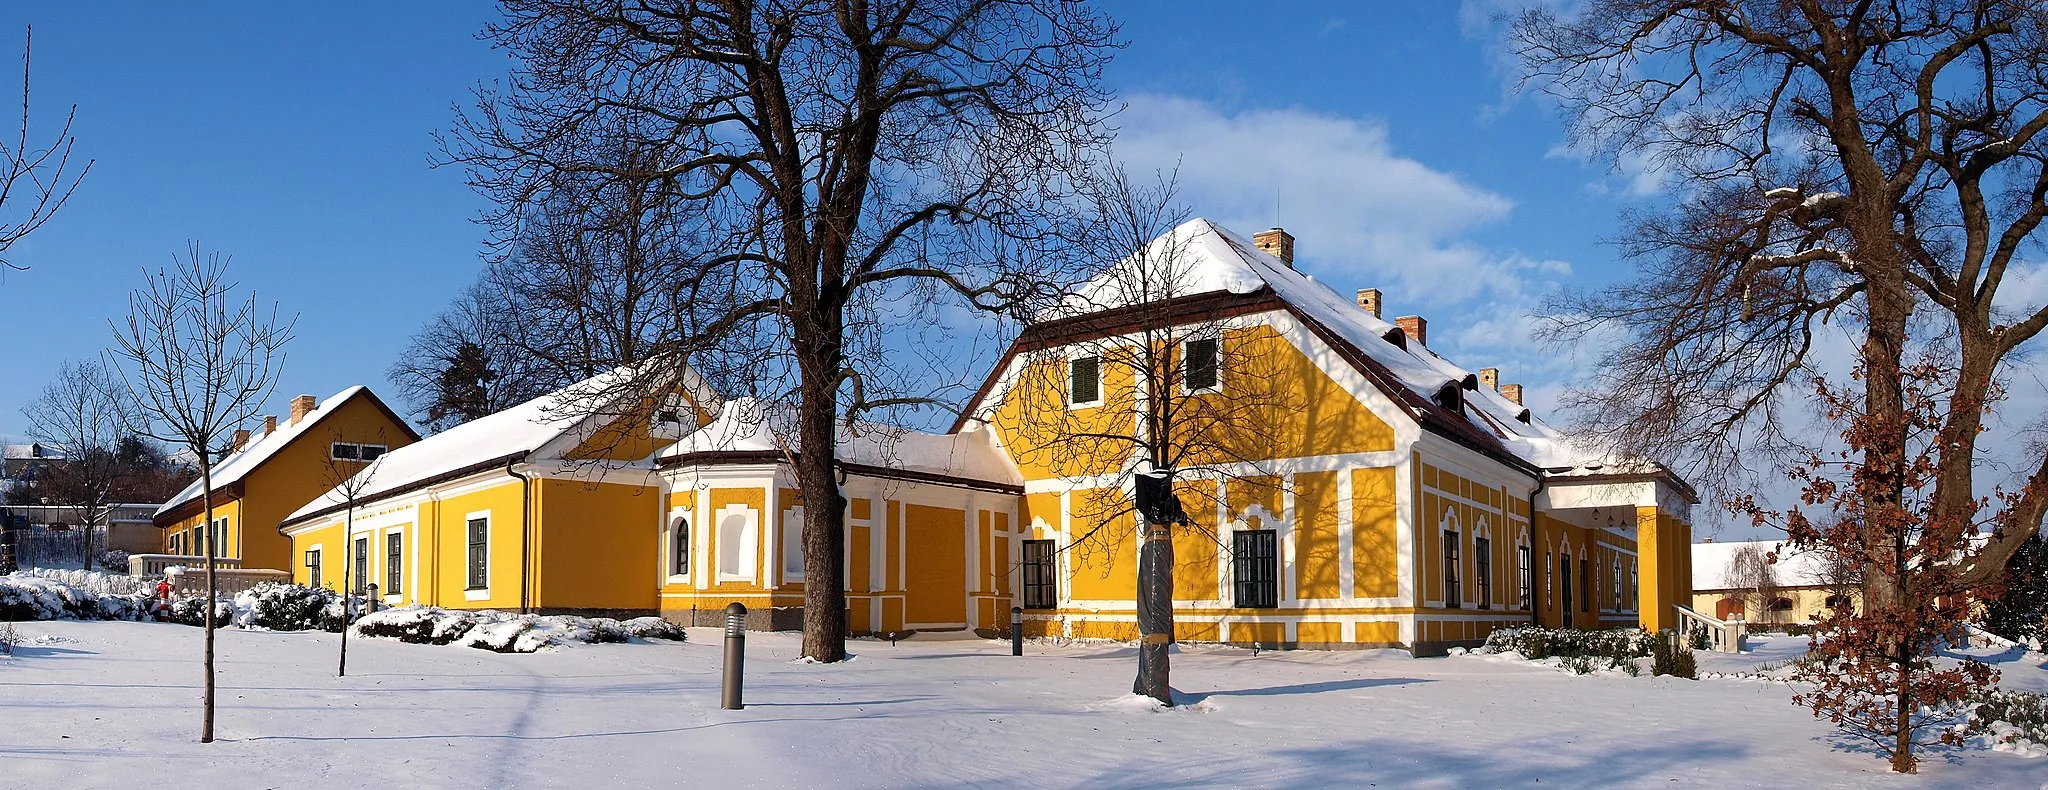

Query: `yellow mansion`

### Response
(275, 219, 1695, 655)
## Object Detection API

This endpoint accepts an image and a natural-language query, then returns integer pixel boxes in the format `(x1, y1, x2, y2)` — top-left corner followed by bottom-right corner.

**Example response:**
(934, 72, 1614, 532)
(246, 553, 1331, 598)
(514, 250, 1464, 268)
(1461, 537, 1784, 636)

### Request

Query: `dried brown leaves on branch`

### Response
(1507, 1, 2048, 771)
(443, 0, 1118, 661)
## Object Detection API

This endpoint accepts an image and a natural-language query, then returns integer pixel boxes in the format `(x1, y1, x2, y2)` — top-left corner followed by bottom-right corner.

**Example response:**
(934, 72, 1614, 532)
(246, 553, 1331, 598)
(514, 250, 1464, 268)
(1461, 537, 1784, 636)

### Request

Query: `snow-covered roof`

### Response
(286, 371, 636, 522)
(664, 398, 1022, 487)
(1691, 540, 1836, 591)
(156, 387, 377, 517)
(1057, 218, 1634, 476)
(3, 443, 59, 461)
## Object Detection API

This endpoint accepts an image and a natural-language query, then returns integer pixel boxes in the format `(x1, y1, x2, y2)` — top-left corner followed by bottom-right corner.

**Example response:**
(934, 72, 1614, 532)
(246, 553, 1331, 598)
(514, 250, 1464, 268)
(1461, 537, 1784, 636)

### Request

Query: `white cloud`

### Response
(1114, 93, 1550, 307)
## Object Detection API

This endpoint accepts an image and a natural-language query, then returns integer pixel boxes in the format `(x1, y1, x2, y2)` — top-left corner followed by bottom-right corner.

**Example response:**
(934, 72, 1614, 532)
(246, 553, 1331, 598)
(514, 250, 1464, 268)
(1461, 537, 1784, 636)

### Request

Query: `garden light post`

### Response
(1011, 606, 1023, 657)
(722, 602, 746, 710)
(366, 583, 378, 615)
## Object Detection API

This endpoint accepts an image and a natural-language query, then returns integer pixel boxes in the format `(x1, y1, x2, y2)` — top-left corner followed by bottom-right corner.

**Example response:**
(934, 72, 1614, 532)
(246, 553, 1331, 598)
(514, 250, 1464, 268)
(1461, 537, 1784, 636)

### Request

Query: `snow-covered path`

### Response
(0, 623, 2039, 788)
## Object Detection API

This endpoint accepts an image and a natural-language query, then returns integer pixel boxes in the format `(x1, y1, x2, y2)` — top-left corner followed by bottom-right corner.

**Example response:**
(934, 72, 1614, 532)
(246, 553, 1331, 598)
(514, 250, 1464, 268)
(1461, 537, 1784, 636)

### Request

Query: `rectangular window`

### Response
(386, 532, 403, 595)
(1630, 562, 1639, 609)
(1442, 530, 1460, 607)
(352, 537, 369, 595)
(466, 517, 489, 590)
(1518, 544, 1533, 609)
(1069, 355, 1100, 405)
(1612, 559, 1621, 611)
(214, 518, 228, 556)
(1183, 337, 1219, 391)
(1233, 529, 1279, 608)
(1580, 557, 1591, 613)
(1474, 536, 1492, 609)
(331, 442, 389, 462)
(306, 549, 322, 588)
(169, 533, 181, 555)
(1021, 539, 1057, 610)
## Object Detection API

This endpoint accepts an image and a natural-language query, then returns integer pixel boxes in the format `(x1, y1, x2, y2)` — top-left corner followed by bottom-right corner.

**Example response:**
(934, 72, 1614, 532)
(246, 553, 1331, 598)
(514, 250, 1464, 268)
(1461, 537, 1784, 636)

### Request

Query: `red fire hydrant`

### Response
(154, 578, 172, 622)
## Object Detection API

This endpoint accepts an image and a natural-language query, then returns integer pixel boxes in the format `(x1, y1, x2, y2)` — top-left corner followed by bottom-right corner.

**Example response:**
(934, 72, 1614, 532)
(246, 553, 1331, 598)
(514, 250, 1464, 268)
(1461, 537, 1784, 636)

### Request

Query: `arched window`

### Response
(670, 516, 690, 576)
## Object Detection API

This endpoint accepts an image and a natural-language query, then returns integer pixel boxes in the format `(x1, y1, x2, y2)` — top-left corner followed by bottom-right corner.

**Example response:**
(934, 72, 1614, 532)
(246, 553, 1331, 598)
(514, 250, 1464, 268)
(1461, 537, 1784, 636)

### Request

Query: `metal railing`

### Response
(1675, 604, 1746, 653)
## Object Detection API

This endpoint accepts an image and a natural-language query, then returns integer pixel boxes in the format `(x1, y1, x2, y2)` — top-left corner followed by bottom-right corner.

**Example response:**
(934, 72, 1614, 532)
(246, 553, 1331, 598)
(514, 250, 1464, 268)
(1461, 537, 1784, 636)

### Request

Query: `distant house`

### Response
(1691, 539, 1857, 624)
(279, 369, 716, 614)
(153, 388, 419, 571)
(2, 443, 63, 493)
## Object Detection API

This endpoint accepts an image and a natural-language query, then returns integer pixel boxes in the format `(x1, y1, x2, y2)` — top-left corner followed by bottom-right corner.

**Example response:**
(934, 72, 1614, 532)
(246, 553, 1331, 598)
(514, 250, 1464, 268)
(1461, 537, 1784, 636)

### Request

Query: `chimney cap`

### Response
(1356, 288, 1383, 318)
(290, 394, 319, 425)
(1253, 227, 1295, 268)
(1394, 315, 1428, 346)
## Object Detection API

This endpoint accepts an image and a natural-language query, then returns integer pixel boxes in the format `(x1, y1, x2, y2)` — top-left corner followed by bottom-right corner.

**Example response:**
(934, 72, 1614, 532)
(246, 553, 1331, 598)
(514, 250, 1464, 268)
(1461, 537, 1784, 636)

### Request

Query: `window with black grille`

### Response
(1518, 543, 1533, 609)
(1475, 536, 1491, 609)
(352, 537, 369, 595)
(1021, 539, 1057, 609)
(1232, 529, 1279, 608)
(1580, 557, 1591, 613)
(385, 532, 402, 595)
(1184, 337, 1219, 391)
(1442, 530, 1461, 607)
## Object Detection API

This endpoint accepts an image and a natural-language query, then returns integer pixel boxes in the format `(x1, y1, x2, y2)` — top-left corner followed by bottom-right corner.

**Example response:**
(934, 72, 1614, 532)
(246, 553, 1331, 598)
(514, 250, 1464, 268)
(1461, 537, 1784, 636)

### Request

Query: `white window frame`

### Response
(330, 442, 390, 462)
(782, 505, 806, 580)
(666, 509, 692, 583)
(463, 510, 491, 600)
(1179, 335, 1223, 395)
(1066, 353, 1103, 408)
(384, 529, 404, 601)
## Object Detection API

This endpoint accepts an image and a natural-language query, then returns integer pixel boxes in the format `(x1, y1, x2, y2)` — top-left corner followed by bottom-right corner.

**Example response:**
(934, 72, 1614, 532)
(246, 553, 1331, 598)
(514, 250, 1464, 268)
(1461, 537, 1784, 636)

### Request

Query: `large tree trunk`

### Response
(1133, 522, 1175, 705)
(796, 305, 849, 662)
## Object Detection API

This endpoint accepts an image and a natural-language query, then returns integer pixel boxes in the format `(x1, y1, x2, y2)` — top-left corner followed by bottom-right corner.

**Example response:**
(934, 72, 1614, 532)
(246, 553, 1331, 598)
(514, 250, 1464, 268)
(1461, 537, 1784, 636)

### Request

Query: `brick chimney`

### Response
(1395, 315, 1427, 346)
(232, 429, 250, 452)
(1356, 288, 1382, 318)
(1479, 368, 1499, 392)
(1500, 384, 1523, 405)
(1253, 228, 1295, 268)
(290, 394, 318, 425)
(264, 415, 277, 435)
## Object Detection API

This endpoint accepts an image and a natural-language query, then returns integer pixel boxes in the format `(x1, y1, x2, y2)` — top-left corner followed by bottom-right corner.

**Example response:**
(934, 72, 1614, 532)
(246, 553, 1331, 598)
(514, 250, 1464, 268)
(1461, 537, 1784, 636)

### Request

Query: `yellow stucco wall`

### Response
(536, 479, 662, 611)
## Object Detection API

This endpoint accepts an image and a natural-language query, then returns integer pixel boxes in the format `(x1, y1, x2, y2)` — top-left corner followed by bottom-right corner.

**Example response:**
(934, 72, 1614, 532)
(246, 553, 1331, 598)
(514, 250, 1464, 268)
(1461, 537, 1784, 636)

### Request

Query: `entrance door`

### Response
(1560, 553, 1574, 629)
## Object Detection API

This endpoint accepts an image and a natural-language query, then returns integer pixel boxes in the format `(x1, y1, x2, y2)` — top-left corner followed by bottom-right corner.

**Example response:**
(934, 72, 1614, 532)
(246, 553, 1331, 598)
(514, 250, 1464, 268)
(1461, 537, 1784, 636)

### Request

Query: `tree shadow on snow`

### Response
(1071, 733, 1753, 789)
(1177, 676, 1430, 702)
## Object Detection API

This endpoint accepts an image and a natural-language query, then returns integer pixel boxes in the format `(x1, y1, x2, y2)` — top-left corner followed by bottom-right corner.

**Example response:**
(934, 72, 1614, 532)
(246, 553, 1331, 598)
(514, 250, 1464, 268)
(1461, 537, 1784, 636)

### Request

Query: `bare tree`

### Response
(1507, 1, 2048, 771)
(22, 359, 132, 571)
(318, 428, 387, 678)
(1724, 543, 1783, 625)
(390, 279, 557, 431)
(109, 244, 293, 744)
(445, 0, 1115, 661)
(0, 26, 90, 273)
(987, 170, 1303, 704)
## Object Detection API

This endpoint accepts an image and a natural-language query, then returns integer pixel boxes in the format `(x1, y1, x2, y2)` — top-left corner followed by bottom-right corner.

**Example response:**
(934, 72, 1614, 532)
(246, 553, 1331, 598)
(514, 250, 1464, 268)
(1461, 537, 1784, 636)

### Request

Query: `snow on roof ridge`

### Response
(286, 370, 639, 522)
(1053, 217, 1655, 475)
(156, 385, 373, 516)
(664, 397, 1021, 485)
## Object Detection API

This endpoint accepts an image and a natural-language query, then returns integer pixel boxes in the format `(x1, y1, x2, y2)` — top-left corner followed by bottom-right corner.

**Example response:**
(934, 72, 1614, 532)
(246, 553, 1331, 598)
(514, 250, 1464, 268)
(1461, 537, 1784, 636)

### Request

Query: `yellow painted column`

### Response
(1635, 506, 1672, 631)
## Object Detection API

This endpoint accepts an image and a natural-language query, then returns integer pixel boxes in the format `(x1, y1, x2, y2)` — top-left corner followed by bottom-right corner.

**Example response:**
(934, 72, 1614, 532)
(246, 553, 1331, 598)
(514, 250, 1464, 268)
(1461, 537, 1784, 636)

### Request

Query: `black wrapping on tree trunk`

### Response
(1134, 523, 1175, 704)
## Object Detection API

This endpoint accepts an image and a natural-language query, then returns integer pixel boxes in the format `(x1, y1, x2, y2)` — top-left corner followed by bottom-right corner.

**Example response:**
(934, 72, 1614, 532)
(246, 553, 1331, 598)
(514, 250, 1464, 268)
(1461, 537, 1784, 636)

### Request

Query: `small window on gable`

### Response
(1069, 355, 1101, 406)
(332, 442, 388, 462)
(1183, 337, 1219, 391)
(1433, 382, 1463, 412)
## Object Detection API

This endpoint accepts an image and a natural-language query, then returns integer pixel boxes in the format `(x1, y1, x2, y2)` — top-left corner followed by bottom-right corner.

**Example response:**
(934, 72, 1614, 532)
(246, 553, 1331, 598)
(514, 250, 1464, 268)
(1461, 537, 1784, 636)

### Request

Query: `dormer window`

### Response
(1432, 381, 1462, 411)
(1382, 328, 1406, 350)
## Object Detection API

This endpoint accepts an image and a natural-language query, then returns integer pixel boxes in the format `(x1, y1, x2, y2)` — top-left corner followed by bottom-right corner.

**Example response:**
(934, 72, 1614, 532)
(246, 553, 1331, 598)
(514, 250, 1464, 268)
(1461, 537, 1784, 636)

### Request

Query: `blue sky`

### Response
(0, 2, 1646, 441)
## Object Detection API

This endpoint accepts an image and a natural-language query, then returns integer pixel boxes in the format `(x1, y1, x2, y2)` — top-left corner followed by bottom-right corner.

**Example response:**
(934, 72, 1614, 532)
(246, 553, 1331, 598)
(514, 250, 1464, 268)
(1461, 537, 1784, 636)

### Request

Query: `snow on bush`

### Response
(350, 606, 686, 653)
(0, 570, 158, 622)
(1960, 690, 2048, 758)
(233, 583, 348, 632)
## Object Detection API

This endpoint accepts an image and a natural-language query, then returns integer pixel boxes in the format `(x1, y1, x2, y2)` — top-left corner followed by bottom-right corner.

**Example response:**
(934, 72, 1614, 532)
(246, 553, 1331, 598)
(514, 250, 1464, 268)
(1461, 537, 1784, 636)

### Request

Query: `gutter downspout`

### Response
(507, 457, 533, 614)
(1527, 471, 1546, 627)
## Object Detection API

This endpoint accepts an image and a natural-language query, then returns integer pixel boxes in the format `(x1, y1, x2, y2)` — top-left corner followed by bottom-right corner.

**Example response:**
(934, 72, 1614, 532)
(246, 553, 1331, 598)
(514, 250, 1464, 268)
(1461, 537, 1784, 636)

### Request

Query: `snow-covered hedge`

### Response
(0, 570, 159, 622)
(351, 606, 686, 653)
(1483, 625, 1655, 661)
(1962, 690, 2048, 758)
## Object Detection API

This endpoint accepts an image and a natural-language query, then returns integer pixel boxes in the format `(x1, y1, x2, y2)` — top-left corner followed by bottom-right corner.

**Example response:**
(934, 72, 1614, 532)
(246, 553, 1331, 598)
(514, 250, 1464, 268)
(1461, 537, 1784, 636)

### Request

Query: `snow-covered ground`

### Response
(1, 624, 2042, 789)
